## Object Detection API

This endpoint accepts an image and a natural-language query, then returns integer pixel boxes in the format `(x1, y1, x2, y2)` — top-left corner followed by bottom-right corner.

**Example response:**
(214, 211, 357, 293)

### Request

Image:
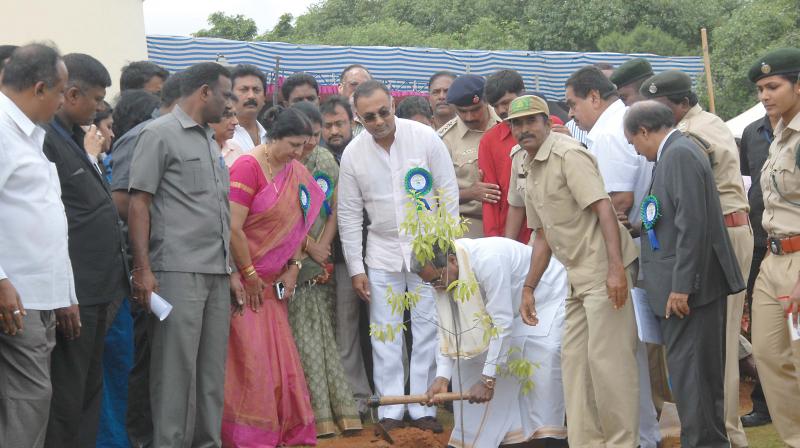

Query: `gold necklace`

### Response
(263, 145, 279, 193)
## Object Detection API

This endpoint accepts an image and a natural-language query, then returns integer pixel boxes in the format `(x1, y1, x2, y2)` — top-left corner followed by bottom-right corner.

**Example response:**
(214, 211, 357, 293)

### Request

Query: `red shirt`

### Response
(477, 116, 563, 243)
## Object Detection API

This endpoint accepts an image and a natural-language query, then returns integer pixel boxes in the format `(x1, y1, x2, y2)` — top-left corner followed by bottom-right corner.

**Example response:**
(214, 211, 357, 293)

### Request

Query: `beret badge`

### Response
(472, 94, 480, 104)
(648, 83, 658, 94)
(761, 62, 772, 74)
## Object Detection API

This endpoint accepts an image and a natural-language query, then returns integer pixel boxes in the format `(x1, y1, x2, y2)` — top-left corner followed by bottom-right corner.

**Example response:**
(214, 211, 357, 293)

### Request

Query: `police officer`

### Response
(747, 47, 800, 446)
(641, 70, 753, 448)
(439, 74, 502, 237)
(610, 58, 653, 107)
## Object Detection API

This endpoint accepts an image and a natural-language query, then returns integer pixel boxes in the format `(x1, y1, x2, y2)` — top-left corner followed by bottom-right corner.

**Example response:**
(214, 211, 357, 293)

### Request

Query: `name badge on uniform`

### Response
(404, 167, 433, 210)
(314, 171, 333, 216)
(299, 184, 310, 221)
(640, 195, 662, 250)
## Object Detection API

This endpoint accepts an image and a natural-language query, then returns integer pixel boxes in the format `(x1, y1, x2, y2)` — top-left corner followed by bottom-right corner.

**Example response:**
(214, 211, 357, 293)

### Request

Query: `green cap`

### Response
(610, 58, 654, 88)
(639, 70, 692, 98)
(505, 95, 550, 121)
(748, 48, 800, 83)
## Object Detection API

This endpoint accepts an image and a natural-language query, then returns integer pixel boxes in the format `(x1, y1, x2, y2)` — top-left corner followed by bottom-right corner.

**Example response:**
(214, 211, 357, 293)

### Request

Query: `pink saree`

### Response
(222, 155, 324, 447)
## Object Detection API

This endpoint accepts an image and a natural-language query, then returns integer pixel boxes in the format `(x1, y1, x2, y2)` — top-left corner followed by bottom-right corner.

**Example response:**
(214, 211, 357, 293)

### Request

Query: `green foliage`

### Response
(701, 0, 800, 119)
(597, 24, 691, 56)
(500, 346, 539, 395)
(193, 12, 259, 41)
(260, 13, 295, 41)
(474, 311, 499, 346)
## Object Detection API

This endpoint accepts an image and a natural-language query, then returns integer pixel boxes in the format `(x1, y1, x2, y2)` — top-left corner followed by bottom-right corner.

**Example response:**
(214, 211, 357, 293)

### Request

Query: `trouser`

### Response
(127, 304, 152, 448)
(724, 224, 753, 448)
(738, 334, 770, 416)
(660, 297, 729, 448)
(0, 310, 56, 448)
(752, 251, 800, 446)
(334, 262, 372, 412)
(368, 268, 438, 420)
(149, 272, 231, 448)
(44, 303, 109, 448)
(463, 217, 483, 238)
(97, 297, 135, 448)
(636, 340, 661, 448)
(561, 270, 639, 448)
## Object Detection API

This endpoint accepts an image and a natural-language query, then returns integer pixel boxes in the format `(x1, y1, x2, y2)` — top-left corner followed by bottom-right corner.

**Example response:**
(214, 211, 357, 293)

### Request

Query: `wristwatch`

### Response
(287, 259, 303, 270)
(480, 375, 496, 390)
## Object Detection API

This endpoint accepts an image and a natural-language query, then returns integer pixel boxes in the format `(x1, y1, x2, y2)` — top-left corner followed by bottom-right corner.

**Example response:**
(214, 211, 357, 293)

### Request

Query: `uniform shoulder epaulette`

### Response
(683, 131, 715, 165)
(437, 117, 458, 138)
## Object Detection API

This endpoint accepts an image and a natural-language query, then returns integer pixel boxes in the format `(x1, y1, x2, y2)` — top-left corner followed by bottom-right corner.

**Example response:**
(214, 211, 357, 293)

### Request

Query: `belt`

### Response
(723, 211, 749, 227)
(768, 235, 800, 255)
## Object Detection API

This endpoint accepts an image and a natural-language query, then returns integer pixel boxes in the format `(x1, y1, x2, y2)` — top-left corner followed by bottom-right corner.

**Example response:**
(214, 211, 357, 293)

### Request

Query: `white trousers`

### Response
(633, 287, 662, 448)
(369, 268, 438, 420)
(450, 307, 568, 448)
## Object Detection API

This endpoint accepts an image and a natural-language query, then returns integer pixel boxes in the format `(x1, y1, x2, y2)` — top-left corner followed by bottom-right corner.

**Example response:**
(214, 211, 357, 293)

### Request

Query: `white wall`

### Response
(3, 0, 148, 98)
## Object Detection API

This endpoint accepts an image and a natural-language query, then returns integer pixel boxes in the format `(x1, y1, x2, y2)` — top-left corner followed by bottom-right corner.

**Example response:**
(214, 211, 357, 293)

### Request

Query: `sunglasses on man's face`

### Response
(360, 107, 392, 123)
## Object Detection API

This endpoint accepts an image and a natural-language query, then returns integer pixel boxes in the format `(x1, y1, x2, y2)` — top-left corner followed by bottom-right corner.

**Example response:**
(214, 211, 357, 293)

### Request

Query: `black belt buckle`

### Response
(769, 237, 783, 255)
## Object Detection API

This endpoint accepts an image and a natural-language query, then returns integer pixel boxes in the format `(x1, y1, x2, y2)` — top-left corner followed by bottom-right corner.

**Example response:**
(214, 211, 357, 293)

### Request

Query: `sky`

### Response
(143, 0, 318, 37)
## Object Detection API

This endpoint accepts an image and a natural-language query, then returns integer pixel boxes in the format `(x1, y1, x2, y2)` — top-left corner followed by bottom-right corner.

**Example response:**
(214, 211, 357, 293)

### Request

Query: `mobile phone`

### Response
(274, 281, 286, 300)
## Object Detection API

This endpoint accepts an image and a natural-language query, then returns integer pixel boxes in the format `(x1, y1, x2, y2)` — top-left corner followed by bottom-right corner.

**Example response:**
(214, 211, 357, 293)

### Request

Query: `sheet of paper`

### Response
(789, 313, 800, 342)
(150, 292, 173, 321)
(632, 288, 662, 345)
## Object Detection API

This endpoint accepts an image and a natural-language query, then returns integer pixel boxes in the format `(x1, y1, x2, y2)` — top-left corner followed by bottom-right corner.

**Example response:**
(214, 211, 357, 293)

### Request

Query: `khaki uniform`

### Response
(679, 105, 753, 447)
(752, 111, 800, 446)
(439, 108, 501, 237)
(523, 131, 640, 448)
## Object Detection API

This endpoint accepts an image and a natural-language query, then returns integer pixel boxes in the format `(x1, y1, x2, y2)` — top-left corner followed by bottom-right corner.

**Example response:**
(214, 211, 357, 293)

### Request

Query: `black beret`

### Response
(446, 74, 486, 107)
(610, 58, 654, 88)
(748, 48, 800, 83)
(639, 70, 692, 98)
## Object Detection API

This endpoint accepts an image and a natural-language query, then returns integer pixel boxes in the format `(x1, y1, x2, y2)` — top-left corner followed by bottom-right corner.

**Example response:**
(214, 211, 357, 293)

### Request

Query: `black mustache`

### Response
(244, 99, 258, 107)
(518, 133, 535, 140)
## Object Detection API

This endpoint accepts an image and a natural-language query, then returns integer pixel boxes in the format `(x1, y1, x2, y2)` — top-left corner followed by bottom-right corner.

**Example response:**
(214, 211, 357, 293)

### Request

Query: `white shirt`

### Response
(586, 99, 648, 222)
(0, 92, 77, 310)
(435, 237, 568, 378)
(229, 122, 267, 152)
(338, 118, 459, 276)
(565, 119, 588, 146)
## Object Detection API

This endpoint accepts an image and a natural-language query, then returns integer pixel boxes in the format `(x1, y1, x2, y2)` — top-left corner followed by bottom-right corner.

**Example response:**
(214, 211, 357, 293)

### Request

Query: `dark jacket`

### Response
(640, 131, 745, 317)
(43, 116, 129, 306)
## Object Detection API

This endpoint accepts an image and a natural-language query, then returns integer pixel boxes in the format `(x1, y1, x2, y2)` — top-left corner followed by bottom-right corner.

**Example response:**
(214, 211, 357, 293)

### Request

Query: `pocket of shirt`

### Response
(181, 157, 206, 194)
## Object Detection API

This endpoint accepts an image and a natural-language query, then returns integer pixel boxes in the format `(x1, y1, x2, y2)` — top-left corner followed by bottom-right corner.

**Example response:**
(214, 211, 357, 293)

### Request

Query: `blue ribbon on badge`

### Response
(404, 167, 433, 210)
(640, 194, 662, 251)
(314, 171, 334, 216)
(299, 184, 310, 221)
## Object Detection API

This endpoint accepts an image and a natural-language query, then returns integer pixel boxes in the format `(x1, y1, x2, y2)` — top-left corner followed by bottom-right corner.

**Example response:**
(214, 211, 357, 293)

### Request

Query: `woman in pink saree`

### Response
(223, 107, 324, 447)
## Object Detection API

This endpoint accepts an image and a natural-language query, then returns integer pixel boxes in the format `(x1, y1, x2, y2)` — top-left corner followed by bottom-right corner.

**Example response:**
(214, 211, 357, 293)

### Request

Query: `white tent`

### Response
(726, 102, 766, 139)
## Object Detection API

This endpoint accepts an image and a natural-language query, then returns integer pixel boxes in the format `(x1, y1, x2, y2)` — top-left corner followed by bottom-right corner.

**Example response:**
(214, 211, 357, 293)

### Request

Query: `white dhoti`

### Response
(449, 308, 568, 448)
(369, 268, 439, 420)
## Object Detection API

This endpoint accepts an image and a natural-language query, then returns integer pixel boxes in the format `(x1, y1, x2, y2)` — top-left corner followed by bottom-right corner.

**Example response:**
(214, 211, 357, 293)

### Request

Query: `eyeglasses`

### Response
(423, 267, 446, 289)
(359, 108, 392, 123)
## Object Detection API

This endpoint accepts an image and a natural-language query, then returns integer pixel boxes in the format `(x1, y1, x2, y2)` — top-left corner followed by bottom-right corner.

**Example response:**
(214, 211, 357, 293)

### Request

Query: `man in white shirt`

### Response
(228, 64, 267, 151)
(337, 80, 459, 433)
(415, 237, 568, 447)
(565, 65, 660, 448)
(0, 43, 74, 448)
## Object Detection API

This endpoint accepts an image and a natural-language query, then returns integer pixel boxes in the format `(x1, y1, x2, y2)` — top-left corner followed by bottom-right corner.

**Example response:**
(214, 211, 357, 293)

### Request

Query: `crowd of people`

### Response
(0, 40, 798, 448)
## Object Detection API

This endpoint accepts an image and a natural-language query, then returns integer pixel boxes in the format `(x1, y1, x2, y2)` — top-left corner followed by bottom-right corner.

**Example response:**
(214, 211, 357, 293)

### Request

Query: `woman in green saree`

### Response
(288, 102, 362, 437)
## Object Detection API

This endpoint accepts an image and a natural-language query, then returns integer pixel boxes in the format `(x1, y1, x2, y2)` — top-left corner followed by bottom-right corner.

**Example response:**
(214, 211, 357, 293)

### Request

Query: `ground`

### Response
(313, 380, 783, 447)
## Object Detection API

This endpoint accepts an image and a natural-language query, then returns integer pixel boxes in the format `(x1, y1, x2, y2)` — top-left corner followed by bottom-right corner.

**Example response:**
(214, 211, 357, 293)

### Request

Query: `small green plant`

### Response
(369, 189, 537, 395)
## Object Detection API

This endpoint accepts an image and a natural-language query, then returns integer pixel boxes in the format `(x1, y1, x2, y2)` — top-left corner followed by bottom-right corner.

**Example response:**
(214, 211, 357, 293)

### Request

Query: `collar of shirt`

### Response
(173, 105, 204, 129)
(530, 131, 561, 163)
(678, 104, 704, 130)
(0, 91, 39, 139)
(586, 99, 625, 146)
(775, 109, 800, 140)
(454, 106, 502, 137)
(657, 129, 679, 162)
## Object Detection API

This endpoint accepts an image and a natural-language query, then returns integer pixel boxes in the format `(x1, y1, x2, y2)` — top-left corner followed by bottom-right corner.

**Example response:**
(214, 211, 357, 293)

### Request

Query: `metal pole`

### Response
(700, 28, 716, 114)
(273, 56, 281, 106)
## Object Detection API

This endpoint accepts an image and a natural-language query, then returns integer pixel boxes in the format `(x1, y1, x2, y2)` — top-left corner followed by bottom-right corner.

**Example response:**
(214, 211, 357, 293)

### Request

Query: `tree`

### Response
(260, 13, 295, 41)
(701, 0, 800, 119)
(597, 24, 690, 56)
(194, 12, 259, 41)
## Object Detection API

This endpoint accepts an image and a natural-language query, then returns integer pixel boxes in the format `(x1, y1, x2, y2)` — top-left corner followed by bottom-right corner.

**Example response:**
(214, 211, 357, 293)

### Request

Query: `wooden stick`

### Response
(700, 28, 716, 114)
(273, 56, 281, 106)
(368, 392, 469, 407)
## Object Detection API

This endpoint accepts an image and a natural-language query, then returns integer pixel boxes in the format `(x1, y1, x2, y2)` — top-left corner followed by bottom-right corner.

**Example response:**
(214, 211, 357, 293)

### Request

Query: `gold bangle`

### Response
(241, 265, 257, 278)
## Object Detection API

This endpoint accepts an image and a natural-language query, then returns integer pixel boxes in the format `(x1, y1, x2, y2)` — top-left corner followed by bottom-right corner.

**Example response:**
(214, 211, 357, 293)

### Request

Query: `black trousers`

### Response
(126, 305, 153, 448)
(45, 302, 109, 448)
(659, 297, 729, 448)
